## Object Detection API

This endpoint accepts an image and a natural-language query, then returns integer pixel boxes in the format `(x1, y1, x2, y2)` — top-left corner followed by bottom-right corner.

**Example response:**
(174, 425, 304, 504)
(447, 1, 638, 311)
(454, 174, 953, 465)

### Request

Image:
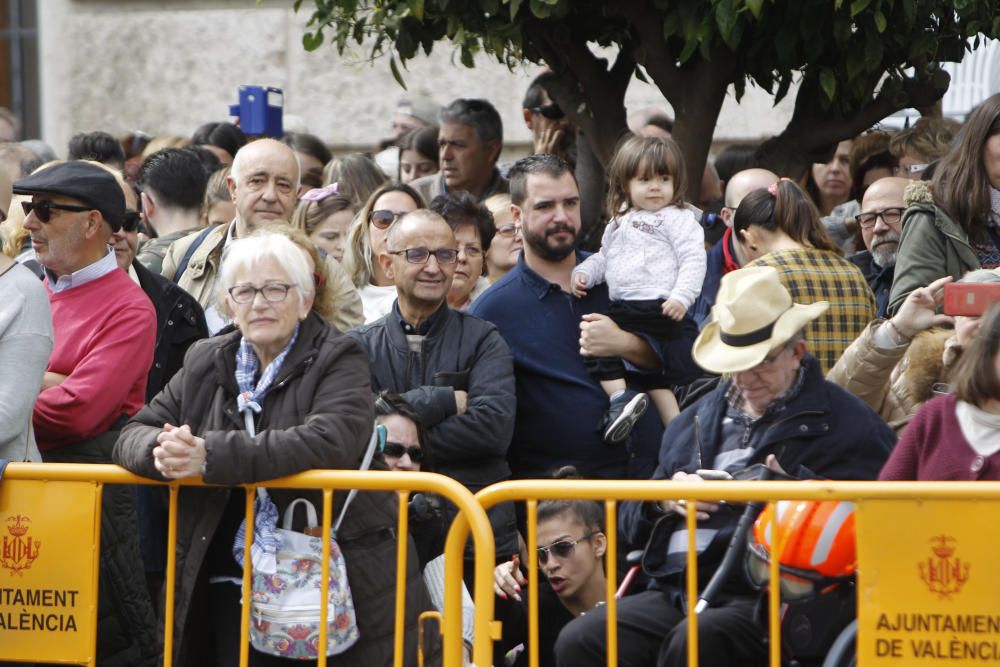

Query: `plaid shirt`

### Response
(749, 248, 875, 374)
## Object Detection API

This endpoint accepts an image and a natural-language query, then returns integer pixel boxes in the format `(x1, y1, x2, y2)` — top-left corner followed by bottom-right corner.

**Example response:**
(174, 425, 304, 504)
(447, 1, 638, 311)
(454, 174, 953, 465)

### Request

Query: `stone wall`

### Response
(39, 1, 796, 159)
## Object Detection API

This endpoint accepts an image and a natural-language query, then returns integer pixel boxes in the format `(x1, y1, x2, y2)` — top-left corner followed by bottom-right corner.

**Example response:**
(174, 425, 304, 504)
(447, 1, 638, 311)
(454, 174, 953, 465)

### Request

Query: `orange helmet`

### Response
(746, 500, 856, 599)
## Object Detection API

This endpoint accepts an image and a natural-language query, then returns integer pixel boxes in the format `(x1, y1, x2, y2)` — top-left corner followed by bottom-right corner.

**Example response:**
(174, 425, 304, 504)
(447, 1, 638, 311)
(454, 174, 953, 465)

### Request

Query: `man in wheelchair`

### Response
(555, 267, 896, 666)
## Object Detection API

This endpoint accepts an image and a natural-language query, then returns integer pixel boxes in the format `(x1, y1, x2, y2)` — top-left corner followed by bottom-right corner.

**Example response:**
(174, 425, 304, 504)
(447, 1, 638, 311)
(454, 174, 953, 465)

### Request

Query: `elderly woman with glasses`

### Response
(342, 182, 426, 323)
(114, 230, 431, 666)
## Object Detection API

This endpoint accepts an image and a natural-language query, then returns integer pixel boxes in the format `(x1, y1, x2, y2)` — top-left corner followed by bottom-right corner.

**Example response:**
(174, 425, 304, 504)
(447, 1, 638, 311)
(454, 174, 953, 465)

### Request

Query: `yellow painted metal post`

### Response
(88, 483, 104, 667)
(685, 500, 699, 667)
(163, 484, 179, 667)
(605, 501, 618, 667)
(526, 500, 539, 667)
(394, 491, 410, 667)
(768, 503, 784, 667)
(317, 489, 333, 667)
(240, 488, 255, 667)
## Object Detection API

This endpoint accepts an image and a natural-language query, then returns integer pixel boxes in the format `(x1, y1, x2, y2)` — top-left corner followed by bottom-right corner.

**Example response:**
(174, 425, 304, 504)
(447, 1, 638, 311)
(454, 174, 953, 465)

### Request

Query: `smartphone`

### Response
(943, 282, 1000, 316)
(695, 469, 733, 481)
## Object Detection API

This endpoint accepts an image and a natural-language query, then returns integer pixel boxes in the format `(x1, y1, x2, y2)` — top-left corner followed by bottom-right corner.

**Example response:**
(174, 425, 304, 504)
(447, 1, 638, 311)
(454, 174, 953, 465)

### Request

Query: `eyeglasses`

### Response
(227, 283, 296, 304)
(22, 200, 94, 223)
(895, 163, 928, 176)
(531, 103, 565, 120)
(382, 441, 424, 462)
(496, 224, 520, 238)
(854, 207, 904, 229)
(387, 247, 459, 265)
(121, 210, 142, 233)
(750, 342, 794, 371)
(537, 532, 597, 566)
(458, 245, 483, 259)
(369, 209, 406, 230)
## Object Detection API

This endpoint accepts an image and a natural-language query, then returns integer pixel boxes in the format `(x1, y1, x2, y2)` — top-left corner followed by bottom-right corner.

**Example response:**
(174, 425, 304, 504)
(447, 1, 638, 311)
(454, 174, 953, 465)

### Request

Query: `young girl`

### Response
(573, 135, 706, 444)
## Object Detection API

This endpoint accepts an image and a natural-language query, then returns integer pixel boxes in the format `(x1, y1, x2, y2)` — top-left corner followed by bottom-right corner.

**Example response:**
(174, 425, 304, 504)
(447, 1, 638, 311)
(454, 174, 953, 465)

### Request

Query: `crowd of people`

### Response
(3, 75, 1000, 667)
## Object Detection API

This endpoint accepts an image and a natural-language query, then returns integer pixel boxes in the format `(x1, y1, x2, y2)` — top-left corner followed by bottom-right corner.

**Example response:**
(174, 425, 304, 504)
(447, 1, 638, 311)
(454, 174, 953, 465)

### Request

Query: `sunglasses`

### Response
(387, 247, 459, 265)
(537, 531, 597, 566)
(532, 103, 565, 120)
(382, 441, 424, 462)
(122, 210, 142, 233)
(22, 200, 93, 223)
(369, 209, 405, 230)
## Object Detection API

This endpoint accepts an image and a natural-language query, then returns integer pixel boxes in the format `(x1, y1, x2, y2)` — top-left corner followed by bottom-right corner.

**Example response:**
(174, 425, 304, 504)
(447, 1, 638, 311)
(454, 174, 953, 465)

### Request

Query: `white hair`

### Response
(216, 232, 314, 316)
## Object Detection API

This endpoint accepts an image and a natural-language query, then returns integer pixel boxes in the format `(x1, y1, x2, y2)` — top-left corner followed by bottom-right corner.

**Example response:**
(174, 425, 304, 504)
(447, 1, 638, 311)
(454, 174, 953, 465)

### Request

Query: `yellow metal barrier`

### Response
(469, 479, 1000, 667)
(0, 463, 496, 667)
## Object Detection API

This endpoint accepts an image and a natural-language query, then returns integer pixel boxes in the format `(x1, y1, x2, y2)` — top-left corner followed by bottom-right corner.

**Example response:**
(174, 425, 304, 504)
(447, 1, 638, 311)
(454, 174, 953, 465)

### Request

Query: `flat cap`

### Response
(13, 161, 125, 231)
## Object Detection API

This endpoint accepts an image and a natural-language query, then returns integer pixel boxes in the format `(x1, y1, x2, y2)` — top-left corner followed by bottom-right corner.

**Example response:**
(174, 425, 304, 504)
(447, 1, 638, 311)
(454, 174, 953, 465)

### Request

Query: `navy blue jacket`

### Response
(620, 355, 895, 589)
(849, 249, 894, 319)
(692, 235, 728, 329)
(472, 252, 697, 479)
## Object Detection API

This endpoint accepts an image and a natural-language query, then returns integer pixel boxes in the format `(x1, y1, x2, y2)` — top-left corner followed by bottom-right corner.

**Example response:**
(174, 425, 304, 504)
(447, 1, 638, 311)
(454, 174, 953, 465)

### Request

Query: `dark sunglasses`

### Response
(22, 200, 93, 223)
(537, 531, 597, 566)
(121, 210, 142, 233)
(382, 441, 424, 462)
(532, 103, 565, 120)
(369, 209, 405, 230)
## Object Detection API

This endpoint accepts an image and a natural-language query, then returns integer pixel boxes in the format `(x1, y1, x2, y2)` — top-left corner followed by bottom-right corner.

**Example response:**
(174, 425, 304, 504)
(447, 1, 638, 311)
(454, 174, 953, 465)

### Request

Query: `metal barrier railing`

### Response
(468, 479, 1000, 667)
(0, 463, 496, 667)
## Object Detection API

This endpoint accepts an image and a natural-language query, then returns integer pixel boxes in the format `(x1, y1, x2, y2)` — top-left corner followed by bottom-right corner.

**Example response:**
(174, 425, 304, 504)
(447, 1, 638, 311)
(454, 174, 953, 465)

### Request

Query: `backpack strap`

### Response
(171, 226, 216, 284)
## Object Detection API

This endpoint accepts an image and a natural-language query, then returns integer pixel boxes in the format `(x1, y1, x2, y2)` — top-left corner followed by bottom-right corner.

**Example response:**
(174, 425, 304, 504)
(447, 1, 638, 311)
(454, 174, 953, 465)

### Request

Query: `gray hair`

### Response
(440, 98, 503, 149)
(216, 232, 314, 317)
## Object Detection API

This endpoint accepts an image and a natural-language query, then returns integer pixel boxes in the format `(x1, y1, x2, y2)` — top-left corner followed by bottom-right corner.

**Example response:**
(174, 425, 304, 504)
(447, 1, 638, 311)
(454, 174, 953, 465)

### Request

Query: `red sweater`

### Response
(879, 394, 1000, 481)
(33, 269, 156, 451)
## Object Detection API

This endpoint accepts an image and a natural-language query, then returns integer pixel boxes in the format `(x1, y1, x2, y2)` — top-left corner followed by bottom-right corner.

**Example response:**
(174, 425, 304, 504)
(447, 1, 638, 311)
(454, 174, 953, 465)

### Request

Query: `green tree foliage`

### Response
(296, 0, 999, 195)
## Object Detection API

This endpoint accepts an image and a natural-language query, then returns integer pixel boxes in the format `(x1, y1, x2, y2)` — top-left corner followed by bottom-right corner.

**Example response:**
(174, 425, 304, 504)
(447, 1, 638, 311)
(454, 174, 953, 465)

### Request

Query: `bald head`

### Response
(860, 176, 908, 213)
(722, 168, 779, 225)
(387, 209, 454, 248)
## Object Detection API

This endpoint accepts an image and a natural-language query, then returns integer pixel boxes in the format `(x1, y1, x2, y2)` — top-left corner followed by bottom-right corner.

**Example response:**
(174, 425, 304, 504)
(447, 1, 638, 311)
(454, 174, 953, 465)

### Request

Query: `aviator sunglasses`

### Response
(537, 531, 598, 566)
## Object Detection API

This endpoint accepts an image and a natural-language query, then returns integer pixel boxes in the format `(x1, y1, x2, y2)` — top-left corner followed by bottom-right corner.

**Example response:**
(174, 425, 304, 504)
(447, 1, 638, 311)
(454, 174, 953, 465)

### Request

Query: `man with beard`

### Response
(471, 154, 687, 480)
(848, 176, 907, 317)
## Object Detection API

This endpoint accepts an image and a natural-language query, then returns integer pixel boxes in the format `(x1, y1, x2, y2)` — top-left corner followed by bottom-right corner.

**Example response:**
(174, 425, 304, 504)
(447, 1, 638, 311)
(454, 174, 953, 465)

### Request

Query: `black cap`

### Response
(13, 161, 125, 231)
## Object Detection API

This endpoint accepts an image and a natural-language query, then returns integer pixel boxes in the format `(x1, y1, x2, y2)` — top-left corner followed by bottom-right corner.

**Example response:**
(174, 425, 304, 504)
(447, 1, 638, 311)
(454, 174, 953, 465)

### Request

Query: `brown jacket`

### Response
(113, 312, 430, 666)
(826, 320, 957, 433)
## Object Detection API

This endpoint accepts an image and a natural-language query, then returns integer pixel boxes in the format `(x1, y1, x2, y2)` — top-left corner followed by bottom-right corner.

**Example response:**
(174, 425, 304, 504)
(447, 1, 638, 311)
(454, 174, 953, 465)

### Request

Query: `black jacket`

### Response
(133, 260, 208, 400)
(620, 355, 895, 593)
(349, 305, 520, 558)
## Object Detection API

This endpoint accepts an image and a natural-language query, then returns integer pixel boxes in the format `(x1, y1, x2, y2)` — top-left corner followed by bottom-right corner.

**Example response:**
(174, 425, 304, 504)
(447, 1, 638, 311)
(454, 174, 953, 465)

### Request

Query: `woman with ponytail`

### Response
(734, 178, 876, 373)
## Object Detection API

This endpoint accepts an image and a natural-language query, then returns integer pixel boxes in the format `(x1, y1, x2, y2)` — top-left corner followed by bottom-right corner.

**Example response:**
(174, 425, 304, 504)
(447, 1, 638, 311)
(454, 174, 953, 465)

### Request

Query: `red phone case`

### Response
(942, 282, 1000, 316)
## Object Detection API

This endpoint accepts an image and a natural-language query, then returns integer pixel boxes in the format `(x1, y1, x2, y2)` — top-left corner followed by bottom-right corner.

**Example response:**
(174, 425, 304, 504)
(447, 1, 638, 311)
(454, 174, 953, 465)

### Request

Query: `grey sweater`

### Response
(0, 262, 52, 460)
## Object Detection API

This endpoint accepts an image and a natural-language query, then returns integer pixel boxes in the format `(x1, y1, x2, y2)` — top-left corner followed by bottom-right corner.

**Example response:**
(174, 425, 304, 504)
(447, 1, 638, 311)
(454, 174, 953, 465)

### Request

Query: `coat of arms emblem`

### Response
(918, 534, 969, 599)
(1, 515, 41, 576)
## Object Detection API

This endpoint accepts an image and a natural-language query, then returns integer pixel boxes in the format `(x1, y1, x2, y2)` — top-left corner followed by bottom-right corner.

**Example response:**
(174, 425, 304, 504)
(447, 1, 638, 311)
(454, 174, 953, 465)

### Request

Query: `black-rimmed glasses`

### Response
(538, 532, 597, 566)
(22, 200, 93, 223)
(854, 207, 904, 229)
(387, 247, 459, 265)
(227, 283, 296, 304)
(382, 442, 424, 462)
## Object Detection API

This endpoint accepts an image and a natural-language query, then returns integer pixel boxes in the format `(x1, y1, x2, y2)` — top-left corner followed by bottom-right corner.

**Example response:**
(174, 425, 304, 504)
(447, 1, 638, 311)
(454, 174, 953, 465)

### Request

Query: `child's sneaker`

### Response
(601, 390, 649, 445)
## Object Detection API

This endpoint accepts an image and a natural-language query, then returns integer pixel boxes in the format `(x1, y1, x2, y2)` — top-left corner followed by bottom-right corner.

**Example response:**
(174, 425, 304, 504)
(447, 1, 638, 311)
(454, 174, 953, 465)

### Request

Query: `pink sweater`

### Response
(879, 394, 1000, 481)
(33, 269, 156, 451)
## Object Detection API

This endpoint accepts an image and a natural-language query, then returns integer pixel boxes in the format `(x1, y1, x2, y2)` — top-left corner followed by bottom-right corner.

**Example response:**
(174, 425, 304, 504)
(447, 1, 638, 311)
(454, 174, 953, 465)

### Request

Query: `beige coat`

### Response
(162, 222, 364, 332)
(826, 320, 957, 433)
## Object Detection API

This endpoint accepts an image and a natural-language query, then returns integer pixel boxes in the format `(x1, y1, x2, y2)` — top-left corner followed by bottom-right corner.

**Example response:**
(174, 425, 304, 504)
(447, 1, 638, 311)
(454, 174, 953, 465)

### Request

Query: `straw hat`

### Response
(693, 266, 829, 374)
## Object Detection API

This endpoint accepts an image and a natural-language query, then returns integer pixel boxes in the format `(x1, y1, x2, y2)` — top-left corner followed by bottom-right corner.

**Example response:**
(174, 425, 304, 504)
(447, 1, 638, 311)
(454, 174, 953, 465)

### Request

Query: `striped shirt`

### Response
(750, 248, 876, 374)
